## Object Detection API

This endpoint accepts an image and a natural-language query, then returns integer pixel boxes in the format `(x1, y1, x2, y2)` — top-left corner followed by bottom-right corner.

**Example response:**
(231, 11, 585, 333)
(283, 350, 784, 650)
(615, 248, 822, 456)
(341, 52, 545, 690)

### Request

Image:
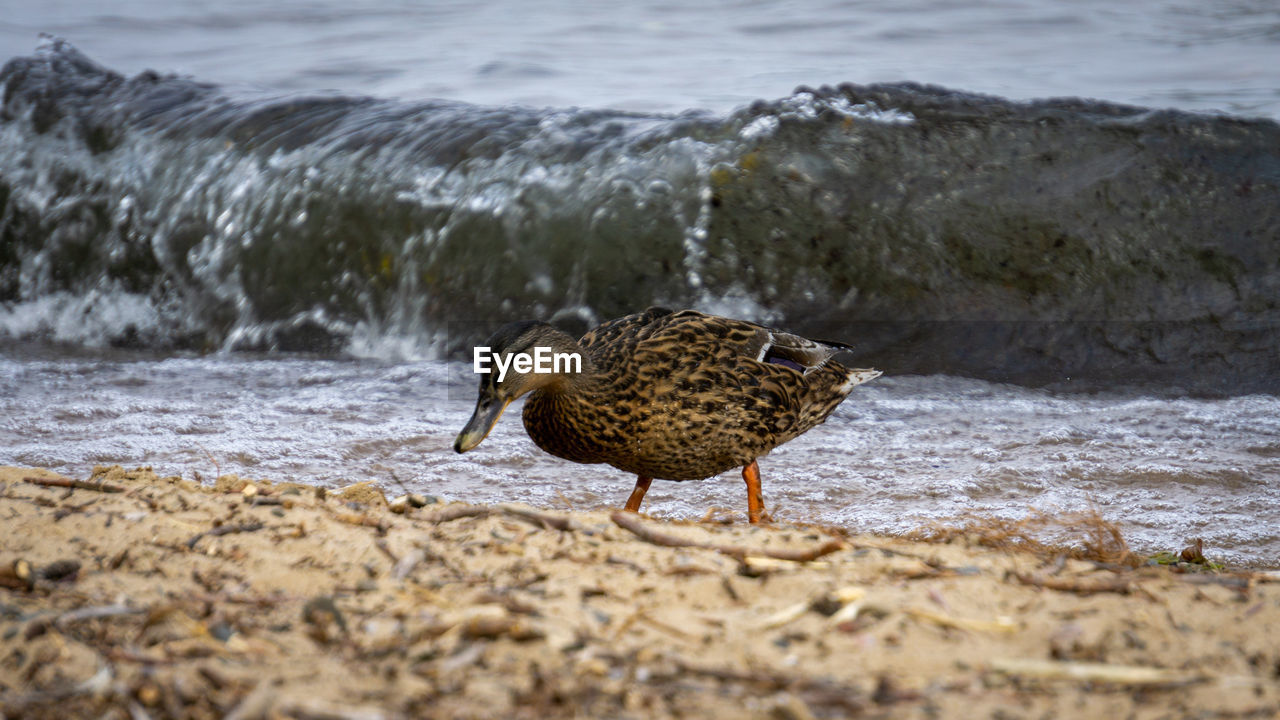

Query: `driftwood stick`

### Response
(753, 540, 849, 563)
(207, 521, 266, 537)
(989, 658, 1207, 686)
(1174, 573, 1253, 590)
(105, 647, 174, 665)
(1012, 571, 1137, 595)
(186, 522, 266, 549)
(906, 607, 1020, 634)
(330, 512, 389, 534)
(498, 504, 578, 532)
(609, 511, 845, 562)
(421, 505, 494, 524)
(26, 603, 150, 635)
(24, 476, 124, 494)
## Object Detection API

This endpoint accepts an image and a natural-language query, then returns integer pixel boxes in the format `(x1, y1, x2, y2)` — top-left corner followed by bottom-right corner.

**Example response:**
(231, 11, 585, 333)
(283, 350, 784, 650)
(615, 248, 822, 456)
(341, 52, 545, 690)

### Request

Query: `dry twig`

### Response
(498, 504, 578, 532)
(989, 658, 1207, 686)
(23, 476, 124, 494)
(609, 511, 845, 562)
(421, 505, 493, 524)
(186, 522, 266, 549)
(906, 607, 1019, 634)
(1011, 571, 1138, 595)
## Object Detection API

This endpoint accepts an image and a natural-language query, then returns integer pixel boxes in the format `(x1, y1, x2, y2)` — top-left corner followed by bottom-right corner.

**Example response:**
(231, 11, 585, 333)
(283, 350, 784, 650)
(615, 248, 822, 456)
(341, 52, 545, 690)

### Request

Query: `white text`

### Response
(473, 346, 582, 382)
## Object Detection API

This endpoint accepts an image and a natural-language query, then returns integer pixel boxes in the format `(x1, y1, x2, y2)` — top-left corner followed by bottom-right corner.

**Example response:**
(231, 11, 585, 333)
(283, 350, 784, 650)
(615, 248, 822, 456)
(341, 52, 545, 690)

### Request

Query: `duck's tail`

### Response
(839, 368, 882, 393)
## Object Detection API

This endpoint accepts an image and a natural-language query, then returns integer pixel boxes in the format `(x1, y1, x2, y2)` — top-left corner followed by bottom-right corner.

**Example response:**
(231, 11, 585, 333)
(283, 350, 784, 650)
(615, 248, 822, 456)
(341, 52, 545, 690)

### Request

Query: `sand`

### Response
(2, 464, 1279, 719)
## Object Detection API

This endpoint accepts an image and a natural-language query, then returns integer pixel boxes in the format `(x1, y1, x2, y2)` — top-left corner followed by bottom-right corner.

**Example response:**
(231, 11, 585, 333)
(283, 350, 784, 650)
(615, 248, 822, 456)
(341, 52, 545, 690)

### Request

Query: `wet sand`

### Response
(2, 464, 1278, 719)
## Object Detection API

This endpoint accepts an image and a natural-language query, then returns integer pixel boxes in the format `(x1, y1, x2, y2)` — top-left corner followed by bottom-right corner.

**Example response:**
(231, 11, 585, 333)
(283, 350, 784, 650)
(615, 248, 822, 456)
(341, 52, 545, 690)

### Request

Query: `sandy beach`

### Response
(2, 464, 1279, 719)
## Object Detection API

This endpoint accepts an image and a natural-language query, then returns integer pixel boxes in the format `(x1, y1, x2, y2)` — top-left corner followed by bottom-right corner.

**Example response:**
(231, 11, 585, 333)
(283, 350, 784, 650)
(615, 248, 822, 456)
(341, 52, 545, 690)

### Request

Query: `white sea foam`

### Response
(0, 289, 162, 346)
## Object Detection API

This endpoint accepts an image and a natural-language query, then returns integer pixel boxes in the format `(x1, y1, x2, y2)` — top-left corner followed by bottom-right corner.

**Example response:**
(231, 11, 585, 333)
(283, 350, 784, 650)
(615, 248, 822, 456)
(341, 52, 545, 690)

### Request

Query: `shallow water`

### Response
(3, 345, 1276, 567)
(3, 0, 1278, 117)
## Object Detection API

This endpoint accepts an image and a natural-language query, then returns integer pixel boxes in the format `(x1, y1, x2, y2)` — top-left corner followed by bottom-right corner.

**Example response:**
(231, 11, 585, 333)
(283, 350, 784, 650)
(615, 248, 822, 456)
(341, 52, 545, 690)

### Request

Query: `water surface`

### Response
(4, 346, 1276, 566)
(4, 1, 1278, 117)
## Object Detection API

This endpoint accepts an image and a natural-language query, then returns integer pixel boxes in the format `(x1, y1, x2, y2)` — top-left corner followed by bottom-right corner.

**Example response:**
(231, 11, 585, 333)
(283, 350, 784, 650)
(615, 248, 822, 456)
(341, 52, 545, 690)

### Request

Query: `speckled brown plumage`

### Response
(454, 307, 881, 521)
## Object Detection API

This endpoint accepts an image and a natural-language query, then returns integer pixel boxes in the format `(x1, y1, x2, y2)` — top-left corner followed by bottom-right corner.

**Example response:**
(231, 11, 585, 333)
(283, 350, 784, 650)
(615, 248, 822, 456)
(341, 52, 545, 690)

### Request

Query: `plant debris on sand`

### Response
(2, 465, 1279, 719)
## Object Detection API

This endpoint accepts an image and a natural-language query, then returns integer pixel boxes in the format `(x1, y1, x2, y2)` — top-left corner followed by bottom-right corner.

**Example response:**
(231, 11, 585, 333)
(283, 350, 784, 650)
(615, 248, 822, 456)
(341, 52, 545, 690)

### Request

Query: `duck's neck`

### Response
(528, 328, 597, 396)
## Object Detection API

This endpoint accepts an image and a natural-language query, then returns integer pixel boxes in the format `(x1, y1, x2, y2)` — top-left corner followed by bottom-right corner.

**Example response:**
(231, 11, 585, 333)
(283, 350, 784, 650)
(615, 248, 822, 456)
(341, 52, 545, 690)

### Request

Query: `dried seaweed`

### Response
(910, 505, 1136, 566)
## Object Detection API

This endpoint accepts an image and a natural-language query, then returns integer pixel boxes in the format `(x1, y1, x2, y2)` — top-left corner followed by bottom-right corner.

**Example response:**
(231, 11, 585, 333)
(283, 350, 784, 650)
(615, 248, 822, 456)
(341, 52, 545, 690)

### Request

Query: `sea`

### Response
(2, 1, 1278, 566)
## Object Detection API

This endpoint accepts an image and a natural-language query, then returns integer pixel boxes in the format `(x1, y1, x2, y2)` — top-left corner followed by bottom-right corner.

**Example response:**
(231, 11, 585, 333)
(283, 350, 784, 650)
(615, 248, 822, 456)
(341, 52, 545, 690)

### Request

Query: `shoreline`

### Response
(2, 465, 1279, 719)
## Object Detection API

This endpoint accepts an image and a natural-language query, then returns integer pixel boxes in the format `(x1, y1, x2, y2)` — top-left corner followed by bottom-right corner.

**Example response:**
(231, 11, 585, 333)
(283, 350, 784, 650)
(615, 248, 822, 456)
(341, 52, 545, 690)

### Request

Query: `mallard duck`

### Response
(454, 307, 880, 523)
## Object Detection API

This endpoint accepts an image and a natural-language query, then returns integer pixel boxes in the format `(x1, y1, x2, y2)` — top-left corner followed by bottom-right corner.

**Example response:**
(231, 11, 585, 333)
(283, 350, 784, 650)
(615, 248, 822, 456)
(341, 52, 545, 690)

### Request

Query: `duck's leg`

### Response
(624, 476, 653, 512)
(742, 460, 768, 524)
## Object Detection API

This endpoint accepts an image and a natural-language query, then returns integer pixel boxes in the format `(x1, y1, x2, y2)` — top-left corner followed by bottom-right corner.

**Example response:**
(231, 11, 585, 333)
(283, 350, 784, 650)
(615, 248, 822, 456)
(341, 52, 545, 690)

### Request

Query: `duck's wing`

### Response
(582, 308, 873, 385)
(654, 310, 847, 375)
(754, 329, 850, 374)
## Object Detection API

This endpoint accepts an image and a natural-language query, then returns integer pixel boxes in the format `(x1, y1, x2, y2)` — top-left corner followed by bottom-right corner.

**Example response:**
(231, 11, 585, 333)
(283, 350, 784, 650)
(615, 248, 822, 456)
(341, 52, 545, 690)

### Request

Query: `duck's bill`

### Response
(453, 398, 511, 453)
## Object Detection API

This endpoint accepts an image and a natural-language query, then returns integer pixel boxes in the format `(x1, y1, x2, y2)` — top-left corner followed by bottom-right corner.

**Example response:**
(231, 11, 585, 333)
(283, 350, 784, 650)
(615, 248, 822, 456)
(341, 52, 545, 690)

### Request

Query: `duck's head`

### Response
(454, 320, 586, 453)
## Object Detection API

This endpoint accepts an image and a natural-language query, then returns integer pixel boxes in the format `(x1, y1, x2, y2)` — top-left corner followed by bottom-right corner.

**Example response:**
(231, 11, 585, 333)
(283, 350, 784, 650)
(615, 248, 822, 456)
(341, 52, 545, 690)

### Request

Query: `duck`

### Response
(453, 307, 880, 523)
